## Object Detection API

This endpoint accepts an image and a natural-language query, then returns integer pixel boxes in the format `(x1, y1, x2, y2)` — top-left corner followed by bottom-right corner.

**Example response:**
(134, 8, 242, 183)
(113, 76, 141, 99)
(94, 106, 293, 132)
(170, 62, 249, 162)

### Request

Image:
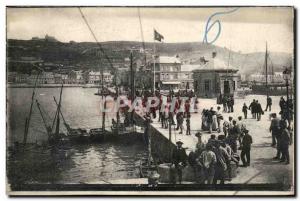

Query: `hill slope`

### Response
(7, 39, 293, 75)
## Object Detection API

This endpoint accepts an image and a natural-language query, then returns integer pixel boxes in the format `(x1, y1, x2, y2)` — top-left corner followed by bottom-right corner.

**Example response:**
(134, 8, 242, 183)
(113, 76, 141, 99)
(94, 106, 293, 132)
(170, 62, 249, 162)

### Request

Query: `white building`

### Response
(249, 72, 285, 84)
(87, 71, 114, 84)
(88, 71, 101, 84)
(15, 73, 29, 83)
(27, 72, 55, 84)
(150, 55, 182, 90)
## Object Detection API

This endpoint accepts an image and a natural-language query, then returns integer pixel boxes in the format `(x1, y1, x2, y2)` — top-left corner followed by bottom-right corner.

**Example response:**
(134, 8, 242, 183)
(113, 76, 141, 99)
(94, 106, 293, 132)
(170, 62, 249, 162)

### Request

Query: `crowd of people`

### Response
(171, 123, 253, 184)
(169, 95, 293, 184)
(133, 89, 293, 184)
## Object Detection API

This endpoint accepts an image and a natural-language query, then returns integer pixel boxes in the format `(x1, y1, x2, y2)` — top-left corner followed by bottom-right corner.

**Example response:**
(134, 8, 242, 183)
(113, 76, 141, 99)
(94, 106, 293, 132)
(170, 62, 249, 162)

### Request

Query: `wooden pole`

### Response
(153, 35, 156, 93)
(265, 42, 268, 97)
(101, 69, 106, 132)
(36, 100, 51, 137)
(169, 113, 172, 161)
(23, 70, 41, 145)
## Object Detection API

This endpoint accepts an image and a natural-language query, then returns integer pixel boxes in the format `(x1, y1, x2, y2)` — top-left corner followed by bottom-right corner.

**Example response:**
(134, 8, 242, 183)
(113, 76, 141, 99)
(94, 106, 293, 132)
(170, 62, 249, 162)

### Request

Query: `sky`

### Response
(6, 7, 294, 54)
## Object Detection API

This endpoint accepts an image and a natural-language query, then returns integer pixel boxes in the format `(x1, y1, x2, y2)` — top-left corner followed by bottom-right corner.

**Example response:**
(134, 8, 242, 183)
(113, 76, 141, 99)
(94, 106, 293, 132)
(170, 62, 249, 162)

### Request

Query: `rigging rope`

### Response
(137, 8, 147, 66)
(78, 7, 116, 75)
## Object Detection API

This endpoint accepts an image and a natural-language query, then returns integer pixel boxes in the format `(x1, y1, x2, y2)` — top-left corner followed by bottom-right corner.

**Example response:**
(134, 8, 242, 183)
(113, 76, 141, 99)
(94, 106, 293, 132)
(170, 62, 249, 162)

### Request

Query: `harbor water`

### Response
(7, 87, 147, 184)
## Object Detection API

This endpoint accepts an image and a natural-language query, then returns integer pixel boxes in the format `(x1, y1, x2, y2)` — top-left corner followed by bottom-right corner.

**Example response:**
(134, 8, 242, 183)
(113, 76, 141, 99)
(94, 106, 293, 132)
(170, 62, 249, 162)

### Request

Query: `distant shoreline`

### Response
(7, 84, 100, 88)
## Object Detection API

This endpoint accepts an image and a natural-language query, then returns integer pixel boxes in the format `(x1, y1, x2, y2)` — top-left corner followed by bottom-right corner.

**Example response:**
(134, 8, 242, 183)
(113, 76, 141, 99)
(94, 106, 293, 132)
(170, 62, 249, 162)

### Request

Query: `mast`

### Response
(53, 96, 71, 132)
(36, 100, 51, 136)
(114, 68, 119, 135)
(153, 35, 156, 93)
(130, 50, 135, 125)
(271, 60, 274, 83)
(55, 85, 64, 136)
(168, 112, 172, 162)
(116, 84, 120, 135)
(265, 42, 268, 97)
(23, 70, 41, 145)
(101, 68, 106, 132)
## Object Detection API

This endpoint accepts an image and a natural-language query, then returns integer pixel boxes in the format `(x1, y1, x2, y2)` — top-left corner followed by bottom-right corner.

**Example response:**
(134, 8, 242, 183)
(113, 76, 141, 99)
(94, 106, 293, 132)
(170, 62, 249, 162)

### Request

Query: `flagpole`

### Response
(153, 33, 156, 93)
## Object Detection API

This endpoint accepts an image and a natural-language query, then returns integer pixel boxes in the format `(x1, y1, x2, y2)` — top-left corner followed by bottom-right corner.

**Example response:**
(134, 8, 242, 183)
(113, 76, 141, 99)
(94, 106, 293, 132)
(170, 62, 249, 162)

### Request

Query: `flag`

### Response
(154, 29, 164, 42)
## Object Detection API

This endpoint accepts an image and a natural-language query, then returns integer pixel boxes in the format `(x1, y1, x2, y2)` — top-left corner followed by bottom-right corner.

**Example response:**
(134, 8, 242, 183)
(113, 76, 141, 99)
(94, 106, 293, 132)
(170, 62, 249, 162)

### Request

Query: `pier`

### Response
(135, 95, 293, 185)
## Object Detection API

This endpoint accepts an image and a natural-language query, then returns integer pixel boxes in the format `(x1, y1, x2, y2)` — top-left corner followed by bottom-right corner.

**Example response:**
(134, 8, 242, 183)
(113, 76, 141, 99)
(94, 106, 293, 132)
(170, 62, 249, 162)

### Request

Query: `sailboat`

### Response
(110, 51, 144, 137)
(53, 94, 90, 144)
(251, 43, 287, 95)
(36, 85, 90, 145)
(90, 69, 112, 142)
(47, 84, 69, 145)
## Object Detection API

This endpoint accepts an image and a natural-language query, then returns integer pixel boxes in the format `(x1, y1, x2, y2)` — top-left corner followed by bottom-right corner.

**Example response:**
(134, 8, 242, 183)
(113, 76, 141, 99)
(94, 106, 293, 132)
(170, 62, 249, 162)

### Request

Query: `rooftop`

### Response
(181, 64, 201, 72)
(152, 56, 181, 64)
(192, 57, 238, 73)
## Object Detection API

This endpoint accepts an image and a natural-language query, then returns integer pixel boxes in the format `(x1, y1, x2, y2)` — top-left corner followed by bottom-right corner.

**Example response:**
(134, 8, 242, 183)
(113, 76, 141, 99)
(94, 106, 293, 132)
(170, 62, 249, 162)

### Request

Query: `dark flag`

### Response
(154, 29, 164, 42)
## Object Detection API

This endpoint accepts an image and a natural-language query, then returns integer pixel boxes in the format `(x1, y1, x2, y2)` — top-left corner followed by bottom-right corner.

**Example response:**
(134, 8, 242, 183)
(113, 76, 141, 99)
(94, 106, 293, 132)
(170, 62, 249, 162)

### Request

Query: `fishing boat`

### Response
(250, 42, 289, 96)
(89, 128, 109, 142)
(94, 87, 114, 96)
(67, 128, 90, 143)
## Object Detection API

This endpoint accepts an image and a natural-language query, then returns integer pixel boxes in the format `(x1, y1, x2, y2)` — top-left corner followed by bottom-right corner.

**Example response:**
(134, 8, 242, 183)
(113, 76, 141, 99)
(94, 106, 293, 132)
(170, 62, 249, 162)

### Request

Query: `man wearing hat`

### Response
(196, 143, 217, 184)
(240, 129, 253, 167)
(172, 140, 187, 184)
(195, 132, 205, 155)
(269, 113, 280, 147)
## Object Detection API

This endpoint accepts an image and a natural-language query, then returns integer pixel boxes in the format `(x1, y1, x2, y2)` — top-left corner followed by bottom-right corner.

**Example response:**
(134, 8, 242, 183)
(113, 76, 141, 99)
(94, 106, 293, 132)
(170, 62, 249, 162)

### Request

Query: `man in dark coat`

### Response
(230, 96, 235, 113)
(274, 119, 284, 160)
(242, 103, 248, 119)
(172, 141, 187, 184)
(222, 96, 228, 112)
(280, 121, 290, 165)
(249, 99, 256, 119)
(269, 113, 280, 147)
(228, 120, 239, 153)
(256, 101, 263, 121)
(279, 97, 286, 112)
(265, 96, 272, 112)
(207, 108, 214, 133)
(240, 129, 253, 167)
(227, 97, 232, 113)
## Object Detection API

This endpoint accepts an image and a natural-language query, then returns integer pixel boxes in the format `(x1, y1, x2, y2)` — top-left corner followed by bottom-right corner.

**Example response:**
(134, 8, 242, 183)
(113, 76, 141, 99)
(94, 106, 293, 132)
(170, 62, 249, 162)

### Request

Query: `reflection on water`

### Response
(7, 88, 147, 185)
(8, 143, 147, 185)
(7, 88, 116, 144)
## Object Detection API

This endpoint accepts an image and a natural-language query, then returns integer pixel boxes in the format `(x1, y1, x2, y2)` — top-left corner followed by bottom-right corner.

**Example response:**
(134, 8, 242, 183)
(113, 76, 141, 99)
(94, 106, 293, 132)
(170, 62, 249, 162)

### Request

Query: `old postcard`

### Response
(6, 6, 295, 196)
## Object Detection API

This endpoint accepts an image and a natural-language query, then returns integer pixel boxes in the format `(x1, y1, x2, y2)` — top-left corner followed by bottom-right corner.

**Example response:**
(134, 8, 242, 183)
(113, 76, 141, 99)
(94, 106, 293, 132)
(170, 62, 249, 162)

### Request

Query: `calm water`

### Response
(7, 88, 147, 184)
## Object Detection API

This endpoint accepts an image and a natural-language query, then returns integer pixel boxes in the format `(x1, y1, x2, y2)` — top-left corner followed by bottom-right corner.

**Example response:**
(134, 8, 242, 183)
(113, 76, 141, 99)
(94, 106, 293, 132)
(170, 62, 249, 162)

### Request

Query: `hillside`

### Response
(7, 39, 293, 75)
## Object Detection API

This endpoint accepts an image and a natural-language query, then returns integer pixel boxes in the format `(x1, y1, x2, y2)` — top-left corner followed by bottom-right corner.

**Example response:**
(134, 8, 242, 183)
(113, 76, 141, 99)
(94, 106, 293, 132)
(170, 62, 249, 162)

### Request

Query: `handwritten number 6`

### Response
(203, 8, 239, 44)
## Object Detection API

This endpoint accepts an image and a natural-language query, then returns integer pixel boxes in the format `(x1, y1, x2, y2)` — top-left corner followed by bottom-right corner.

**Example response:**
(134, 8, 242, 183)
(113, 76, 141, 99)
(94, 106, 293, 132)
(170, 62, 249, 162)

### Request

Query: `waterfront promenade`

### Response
(149, 95, 294, 186)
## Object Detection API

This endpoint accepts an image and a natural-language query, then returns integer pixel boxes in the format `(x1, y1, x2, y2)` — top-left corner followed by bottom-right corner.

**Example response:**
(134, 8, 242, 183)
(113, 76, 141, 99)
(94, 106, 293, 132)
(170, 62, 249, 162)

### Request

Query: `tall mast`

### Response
(130, 50, 135, 125)
(101, 66, 106, 132)
(55, 85, 64, 136)
(265, 42, 268, 97)
(53, 96, 71, 132)
(168, 113, 172, 161)
(153, 33, 156, 93)
(116, 84, 120, 135)
(271, 61, 274, 83)
(114, 68, 119, 135)
(23, 70, 41, 145)
(36, 100, 51, 137)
